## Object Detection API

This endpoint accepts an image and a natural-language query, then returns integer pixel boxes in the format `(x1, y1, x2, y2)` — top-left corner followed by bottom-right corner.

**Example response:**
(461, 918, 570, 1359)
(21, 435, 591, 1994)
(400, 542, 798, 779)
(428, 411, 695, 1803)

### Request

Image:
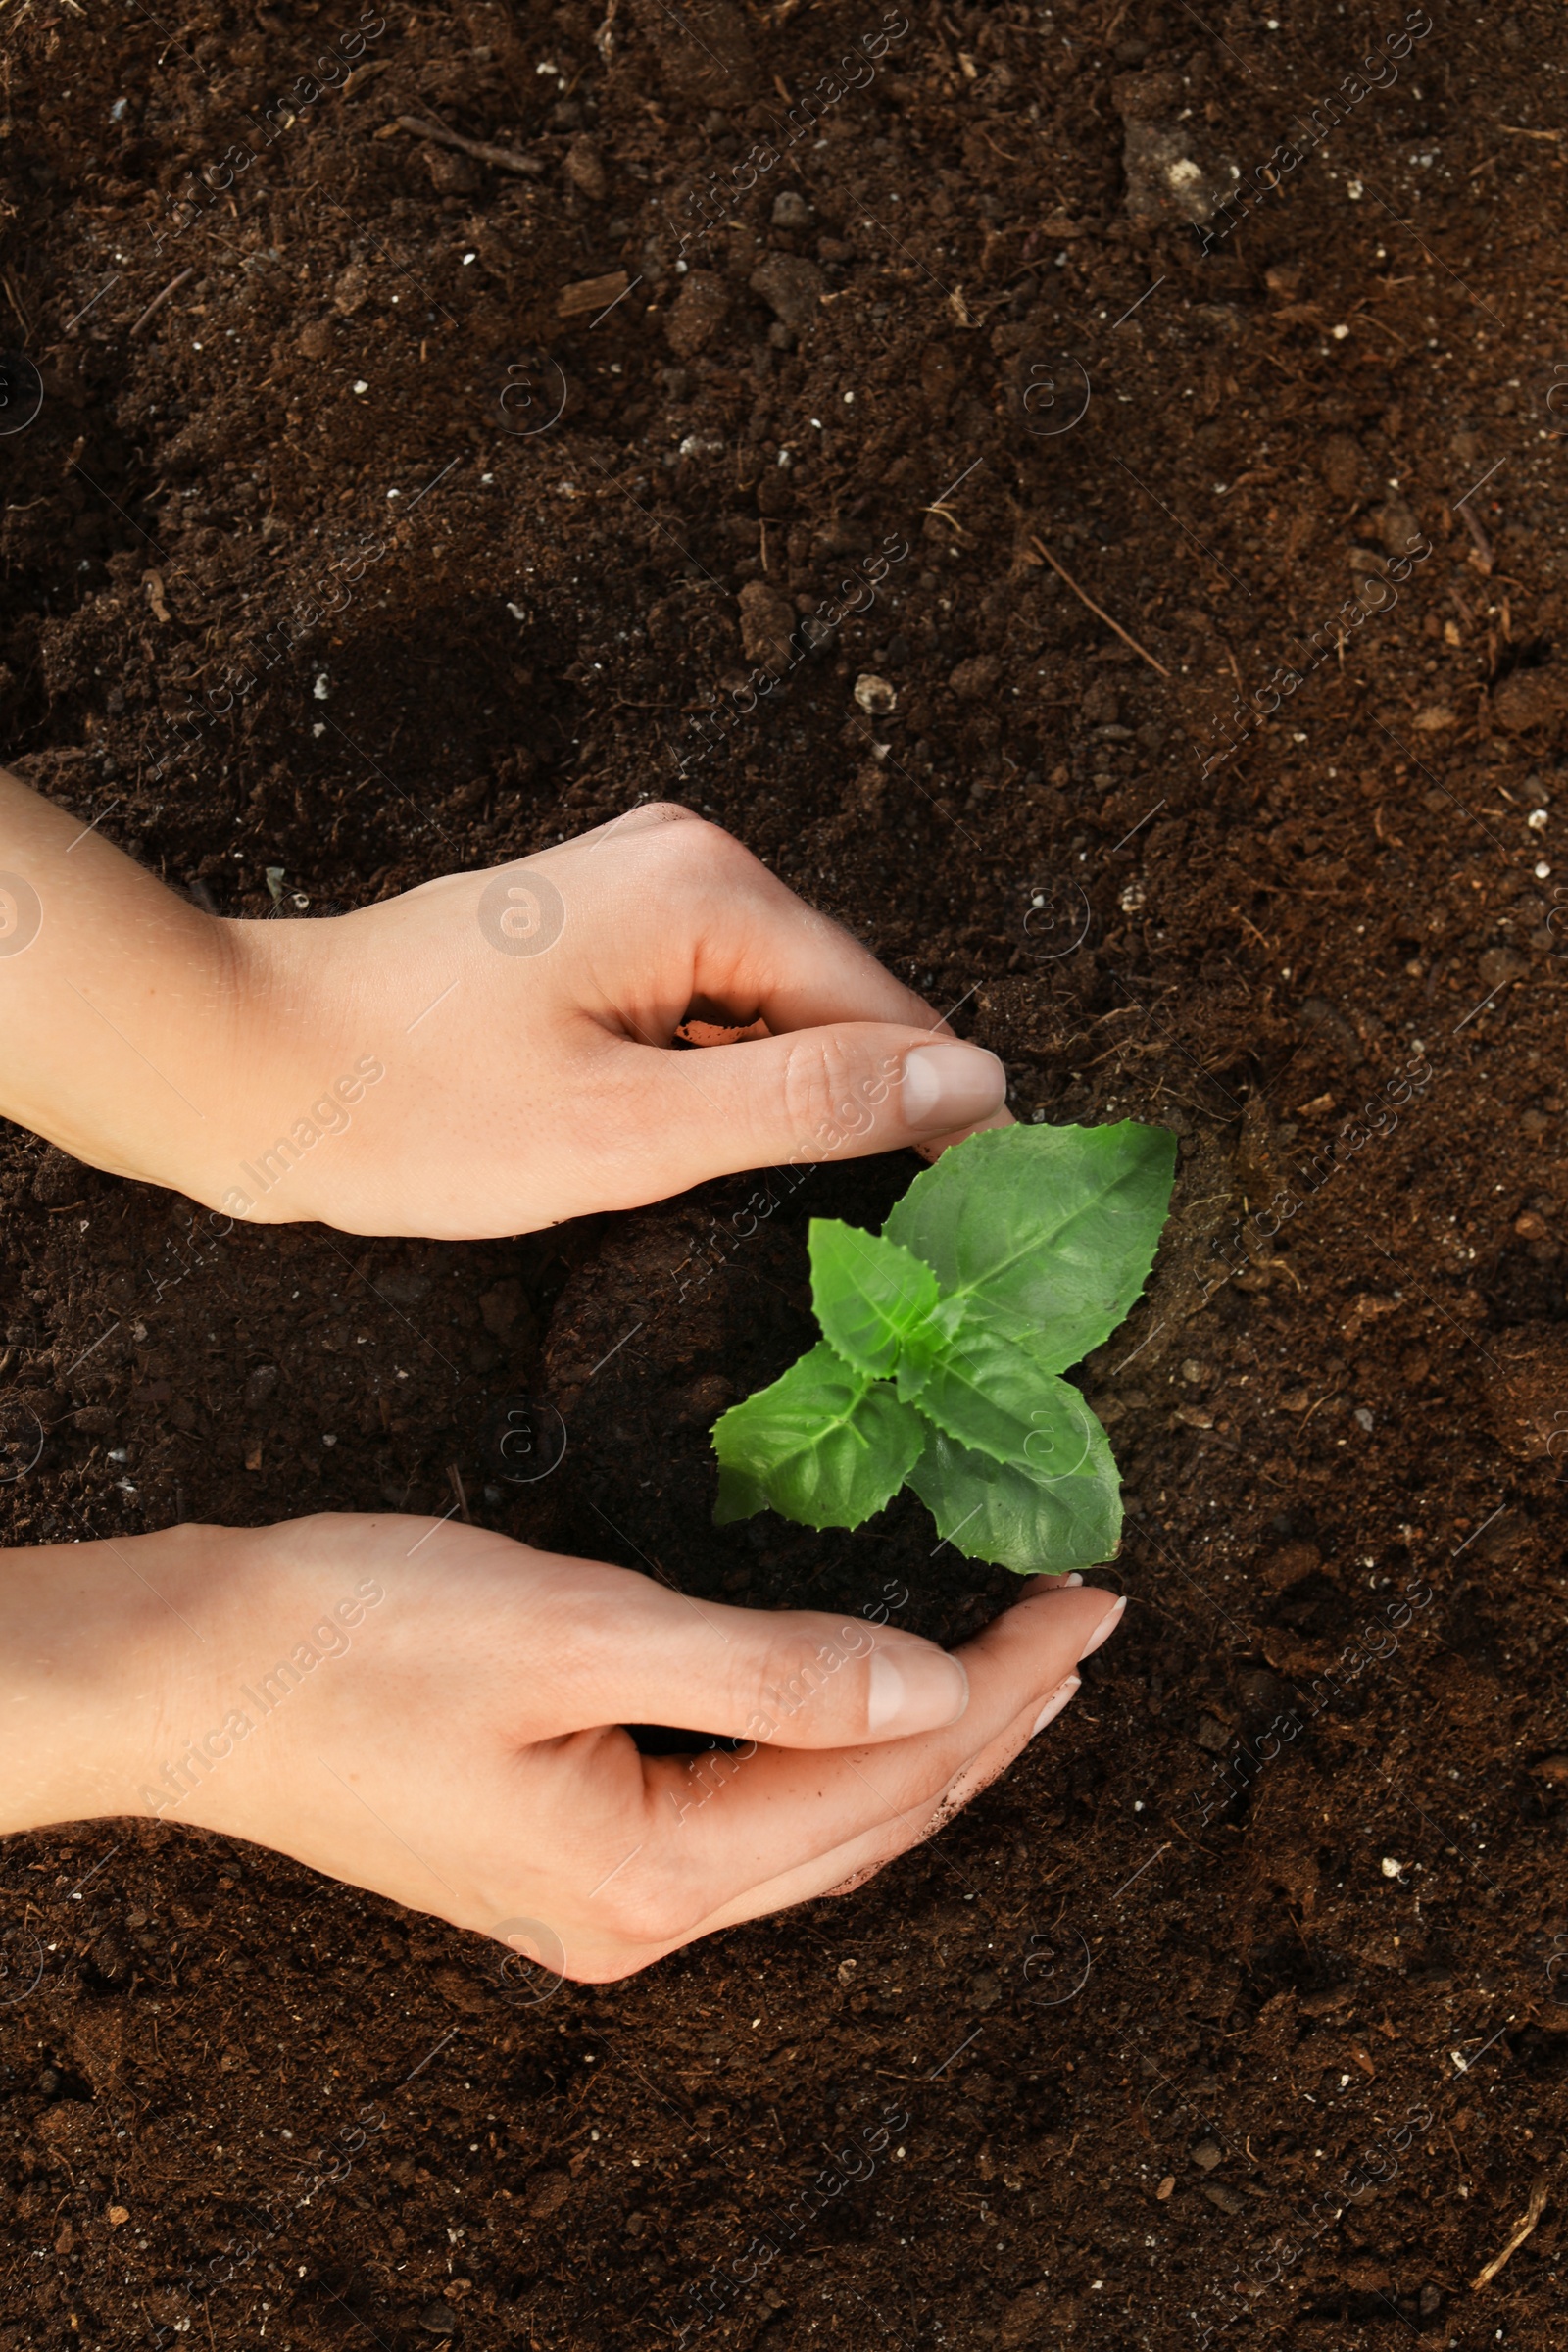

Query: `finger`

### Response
(577, 1670, 1085, 1978)
(587, 808, 945, 1037)
(575, 1584, 1125, 1949)
(557, 809, 1013, 1174)
(704, 1669, 1085, 1929)
(599, 1019, 1009, 1192)
(544, 1563, 975, 1749)
(914, 1099, 1015, 1162)
(564, 801, 707, 855)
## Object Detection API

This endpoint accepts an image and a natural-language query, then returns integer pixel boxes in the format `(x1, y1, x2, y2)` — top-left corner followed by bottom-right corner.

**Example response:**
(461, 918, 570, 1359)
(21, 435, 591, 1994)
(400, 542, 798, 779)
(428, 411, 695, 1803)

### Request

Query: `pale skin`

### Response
(0, 781, 1012, 1235)
(0, 772, 1124, 1980)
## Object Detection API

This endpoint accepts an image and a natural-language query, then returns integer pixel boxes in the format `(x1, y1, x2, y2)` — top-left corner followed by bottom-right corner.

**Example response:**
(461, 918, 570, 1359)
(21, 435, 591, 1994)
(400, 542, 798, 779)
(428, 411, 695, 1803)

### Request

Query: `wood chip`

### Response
(1298, 1984, 1354, 2018)
(128, 267, 193, 339)
(448, 1461, 472, 1523)
(1471, 2178, 1548, 2291)
(393, 113, 543, 176)
(558, 270, 630, 318)
(143, 571, 171, 623)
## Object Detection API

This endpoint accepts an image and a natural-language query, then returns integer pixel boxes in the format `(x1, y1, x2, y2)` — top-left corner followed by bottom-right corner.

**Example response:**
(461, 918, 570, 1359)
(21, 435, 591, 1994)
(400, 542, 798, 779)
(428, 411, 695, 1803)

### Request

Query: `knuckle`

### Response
(641, 807, 749, 872)
(630, 798, 706, 833)
(746, 1626, 851, 1732)
(777, 1034, 870, 1142)
(599, 1877, 701, 1947)
(575, 1950, 653, 1984)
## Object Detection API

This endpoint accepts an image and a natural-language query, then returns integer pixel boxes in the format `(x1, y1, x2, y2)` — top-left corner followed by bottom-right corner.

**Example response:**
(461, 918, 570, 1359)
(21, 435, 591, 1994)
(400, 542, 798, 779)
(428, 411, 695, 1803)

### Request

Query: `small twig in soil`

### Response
(447, 1462, 472, 1523)
(394, 114, 544, 176)
(128, 268, 194, 338)
(1353, 307, 1413, 353)
(1, 270, 31, 338)
(1472, 2177, 1549, 2290)
(1027, 537, 1172, 678)
(1458, 503, 1494, 572)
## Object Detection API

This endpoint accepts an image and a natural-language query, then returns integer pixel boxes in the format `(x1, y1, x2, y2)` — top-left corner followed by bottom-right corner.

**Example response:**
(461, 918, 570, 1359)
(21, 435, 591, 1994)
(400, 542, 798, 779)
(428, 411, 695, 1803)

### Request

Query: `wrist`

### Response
(0, 1524, 244, 1834)
(0, 767, 354, 1223)
(0, 768, 271, 1201)
(202, 916, 386, 1227)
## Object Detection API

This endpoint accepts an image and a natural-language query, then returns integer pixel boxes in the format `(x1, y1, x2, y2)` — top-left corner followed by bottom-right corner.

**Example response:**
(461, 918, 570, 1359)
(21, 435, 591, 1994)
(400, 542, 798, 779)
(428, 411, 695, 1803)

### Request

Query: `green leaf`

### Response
(912, 1320, 1096, 1467)
(808, 1218, 943, 1381)
(711, 1342, 926, 1530)
(883, 1122, 1177, 1371)
(906, 1390, 1122, 1574)
(710, 1119, 1173, 1566)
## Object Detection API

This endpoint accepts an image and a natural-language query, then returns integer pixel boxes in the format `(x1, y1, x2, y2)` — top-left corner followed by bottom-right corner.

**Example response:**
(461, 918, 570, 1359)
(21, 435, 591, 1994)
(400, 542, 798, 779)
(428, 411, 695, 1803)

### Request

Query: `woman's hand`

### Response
(0, 780, 1008, 1238)
(1, 1513, 1123, 1983)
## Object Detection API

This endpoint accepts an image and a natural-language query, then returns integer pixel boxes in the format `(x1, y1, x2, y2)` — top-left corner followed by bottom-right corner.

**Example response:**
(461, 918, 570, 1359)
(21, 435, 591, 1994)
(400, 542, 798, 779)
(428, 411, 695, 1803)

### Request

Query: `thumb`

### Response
(618, 1023, 1009, 1189)
(565, 1575, 1123, 1751)
(570, 1579, 971, 1747)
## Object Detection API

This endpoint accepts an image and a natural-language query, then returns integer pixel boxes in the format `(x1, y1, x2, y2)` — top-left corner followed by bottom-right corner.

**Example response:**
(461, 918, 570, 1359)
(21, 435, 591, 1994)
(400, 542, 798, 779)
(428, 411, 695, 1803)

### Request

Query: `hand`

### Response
(3, 1514, 1124, 1982)
(0, 780, 1009, 1238)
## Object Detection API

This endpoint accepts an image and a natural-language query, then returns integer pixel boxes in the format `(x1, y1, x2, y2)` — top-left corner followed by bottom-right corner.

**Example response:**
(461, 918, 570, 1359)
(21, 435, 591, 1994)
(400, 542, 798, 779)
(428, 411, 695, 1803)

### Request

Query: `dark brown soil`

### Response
(4, 0, 1568, 2346)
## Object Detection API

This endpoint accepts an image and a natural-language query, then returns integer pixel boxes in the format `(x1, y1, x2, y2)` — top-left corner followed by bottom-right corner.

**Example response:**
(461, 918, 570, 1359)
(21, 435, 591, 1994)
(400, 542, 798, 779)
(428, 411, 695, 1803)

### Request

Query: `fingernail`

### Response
(867, 1645, 970, 1736)
(901, 1042, 1007, 1130)
(1032, 1673, 1080, 1737)
(1079, 1593, 1127, 1659)
(1063, 1572, 1083, 1587)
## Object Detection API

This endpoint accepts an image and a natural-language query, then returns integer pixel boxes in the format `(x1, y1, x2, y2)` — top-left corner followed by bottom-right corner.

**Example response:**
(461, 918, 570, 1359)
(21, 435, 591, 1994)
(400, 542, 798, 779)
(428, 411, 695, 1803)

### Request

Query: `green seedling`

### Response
(710, 1122, 1176, 1573)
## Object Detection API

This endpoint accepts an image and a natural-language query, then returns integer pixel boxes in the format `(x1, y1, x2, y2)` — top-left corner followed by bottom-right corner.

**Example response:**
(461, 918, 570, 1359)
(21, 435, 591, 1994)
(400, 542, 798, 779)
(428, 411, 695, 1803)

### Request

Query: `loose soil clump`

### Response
(2, 2, 1566, 2347)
